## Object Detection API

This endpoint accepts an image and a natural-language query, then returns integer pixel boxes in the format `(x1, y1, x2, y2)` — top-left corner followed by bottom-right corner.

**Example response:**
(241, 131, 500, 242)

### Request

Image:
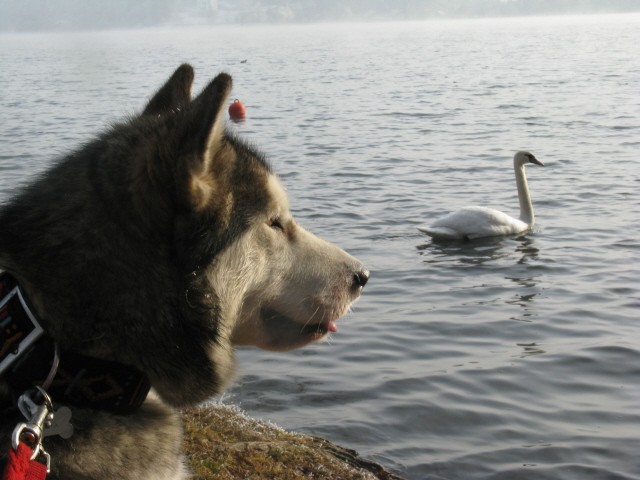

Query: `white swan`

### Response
(418, 151, 544, 241)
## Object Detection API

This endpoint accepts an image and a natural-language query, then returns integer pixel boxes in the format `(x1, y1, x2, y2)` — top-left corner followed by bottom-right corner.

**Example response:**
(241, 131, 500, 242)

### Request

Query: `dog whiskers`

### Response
(300, 306, 321, 334)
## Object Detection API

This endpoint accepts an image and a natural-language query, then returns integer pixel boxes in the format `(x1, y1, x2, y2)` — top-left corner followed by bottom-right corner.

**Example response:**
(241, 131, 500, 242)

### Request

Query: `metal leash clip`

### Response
(11, 386, 54, 472)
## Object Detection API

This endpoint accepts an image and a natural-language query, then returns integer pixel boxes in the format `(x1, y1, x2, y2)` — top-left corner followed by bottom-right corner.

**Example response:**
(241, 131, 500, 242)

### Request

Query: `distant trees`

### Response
(0, 0, 205, 31)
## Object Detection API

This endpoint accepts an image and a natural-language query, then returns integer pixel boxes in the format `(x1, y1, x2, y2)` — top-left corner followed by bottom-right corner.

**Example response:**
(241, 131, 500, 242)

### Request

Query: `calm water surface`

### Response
(1, 15, 639, 480)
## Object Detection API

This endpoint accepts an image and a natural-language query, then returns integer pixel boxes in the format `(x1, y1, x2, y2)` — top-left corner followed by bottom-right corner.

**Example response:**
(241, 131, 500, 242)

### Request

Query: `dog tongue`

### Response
(328, 321, 338, 333)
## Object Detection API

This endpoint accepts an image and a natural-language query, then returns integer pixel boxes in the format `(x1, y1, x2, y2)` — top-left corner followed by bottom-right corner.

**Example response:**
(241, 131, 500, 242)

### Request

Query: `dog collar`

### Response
(0, 272, 151, 414)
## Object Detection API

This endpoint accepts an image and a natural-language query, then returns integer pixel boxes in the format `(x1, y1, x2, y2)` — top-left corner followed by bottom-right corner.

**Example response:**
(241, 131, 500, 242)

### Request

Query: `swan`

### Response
(418, 151, 544, 241)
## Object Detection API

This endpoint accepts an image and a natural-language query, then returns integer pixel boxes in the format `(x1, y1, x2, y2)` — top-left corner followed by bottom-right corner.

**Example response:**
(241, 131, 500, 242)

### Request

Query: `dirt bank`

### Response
(182, 403, 405, 479)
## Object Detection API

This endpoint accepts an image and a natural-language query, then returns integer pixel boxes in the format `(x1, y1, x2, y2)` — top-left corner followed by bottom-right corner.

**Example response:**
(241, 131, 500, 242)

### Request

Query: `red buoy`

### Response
(228, 99, 246, 121)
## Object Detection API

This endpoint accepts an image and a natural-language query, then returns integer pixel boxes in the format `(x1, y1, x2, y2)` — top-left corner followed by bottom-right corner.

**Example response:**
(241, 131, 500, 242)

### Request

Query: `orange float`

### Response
(228, 99, 246, 121)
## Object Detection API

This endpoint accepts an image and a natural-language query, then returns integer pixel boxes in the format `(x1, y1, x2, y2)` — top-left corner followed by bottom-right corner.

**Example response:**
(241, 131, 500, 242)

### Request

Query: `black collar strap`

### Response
(0, 272, 150, 414)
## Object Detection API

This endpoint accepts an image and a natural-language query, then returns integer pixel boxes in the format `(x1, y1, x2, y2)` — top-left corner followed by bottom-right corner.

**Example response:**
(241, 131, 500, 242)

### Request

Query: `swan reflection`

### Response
(417, 234, 543, 323)
(417, 233, 539, 267)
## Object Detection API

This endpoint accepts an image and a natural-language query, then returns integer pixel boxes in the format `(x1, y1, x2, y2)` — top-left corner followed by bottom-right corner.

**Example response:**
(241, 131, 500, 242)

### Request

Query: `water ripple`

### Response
(2, 16, 640, 480)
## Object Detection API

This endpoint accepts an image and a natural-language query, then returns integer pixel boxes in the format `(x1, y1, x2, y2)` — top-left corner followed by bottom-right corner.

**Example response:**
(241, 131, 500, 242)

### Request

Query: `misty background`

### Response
(1, 0, 640, 32)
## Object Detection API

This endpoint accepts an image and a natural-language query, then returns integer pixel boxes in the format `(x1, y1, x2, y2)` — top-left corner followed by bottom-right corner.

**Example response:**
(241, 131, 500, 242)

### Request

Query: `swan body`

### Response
(418, 151, 543, 241)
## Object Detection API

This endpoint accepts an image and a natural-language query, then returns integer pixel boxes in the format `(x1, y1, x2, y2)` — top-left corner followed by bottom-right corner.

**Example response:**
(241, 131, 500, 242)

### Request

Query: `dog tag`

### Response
(43, 406, 74, 439)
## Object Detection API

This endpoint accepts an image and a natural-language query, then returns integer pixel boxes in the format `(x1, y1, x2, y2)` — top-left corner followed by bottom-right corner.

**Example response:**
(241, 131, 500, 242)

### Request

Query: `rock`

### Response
(182, 403, 405, 479)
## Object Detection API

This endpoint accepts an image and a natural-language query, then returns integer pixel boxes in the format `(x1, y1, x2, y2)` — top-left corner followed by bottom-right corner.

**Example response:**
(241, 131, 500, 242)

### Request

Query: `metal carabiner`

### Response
(38, 444, 52, 473)
(10, 422, 52, 473)
(11, 422, 42, 460)
(12, 388, 52, 470)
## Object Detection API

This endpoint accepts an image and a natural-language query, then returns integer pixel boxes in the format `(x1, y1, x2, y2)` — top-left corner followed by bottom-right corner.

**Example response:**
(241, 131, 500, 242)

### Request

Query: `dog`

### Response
(0, 64, 368, 479)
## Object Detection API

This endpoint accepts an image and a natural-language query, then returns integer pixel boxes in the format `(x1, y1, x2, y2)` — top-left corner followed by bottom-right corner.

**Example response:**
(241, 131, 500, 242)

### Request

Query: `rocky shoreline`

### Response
(182, 403, 406, 479)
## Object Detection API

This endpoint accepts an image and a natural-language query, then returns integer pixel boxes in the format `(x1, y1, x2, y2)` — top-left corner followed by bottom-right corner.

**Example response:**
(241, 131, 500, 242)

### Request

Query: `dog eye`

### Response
(268, 216, 284, 231)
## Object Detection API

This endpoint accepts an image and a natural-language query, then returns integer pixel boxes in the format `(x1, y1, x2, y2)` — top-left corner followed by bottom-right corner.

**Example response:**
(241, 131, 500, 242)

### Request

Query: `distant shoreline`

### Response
(1, 4, 639, 34)
(1, 11, 639, 34)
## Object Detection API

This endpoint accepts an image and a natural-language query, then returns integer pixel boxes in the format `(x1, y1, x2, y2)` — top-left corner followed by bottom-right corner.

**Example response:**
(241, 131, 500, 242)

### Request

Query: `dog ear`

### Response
(177, 73, 232, 210)
(185, 72, 232, 156)
(143, 64, 194, 116)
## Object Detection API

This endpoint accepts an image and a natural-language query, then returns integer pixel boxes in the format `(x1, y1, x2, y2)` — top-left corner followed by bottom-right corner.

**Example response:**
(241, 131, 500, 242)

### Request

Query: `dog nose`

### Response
(353, 269, 370, 288)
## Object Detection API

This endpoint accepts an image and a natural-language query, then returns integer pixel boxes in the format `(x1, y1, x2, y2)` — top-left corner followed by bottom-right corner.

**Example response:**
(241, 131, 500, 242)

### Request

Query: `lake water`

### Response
(1, 14, 639, 480)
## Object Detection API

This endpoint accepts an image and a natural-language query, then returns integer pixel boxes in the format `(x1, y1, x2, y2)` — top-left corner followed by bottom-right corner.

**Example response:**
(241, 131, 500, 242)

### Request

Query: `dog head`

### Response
(0, 65, 368, 407)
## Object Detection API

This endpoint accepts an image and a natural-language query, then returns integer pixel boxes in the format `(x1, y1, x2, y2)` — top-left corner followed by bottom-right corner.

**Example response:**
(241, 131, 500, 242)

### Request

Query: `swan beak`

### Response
(530, 156, 544, 167)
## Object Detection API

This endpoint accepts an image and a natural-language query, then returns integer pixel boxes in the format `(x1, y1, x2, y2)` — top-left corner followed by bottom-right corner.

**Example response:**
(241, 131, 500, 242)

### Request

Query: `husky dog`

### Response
(0, 65, 368, 479)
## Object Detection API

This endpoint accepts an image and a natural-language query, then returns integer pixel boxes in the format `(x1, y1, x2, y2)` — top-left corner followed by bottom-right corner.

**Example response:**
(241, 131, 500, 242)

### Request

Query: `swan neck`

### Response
(514, 162, 534, 226)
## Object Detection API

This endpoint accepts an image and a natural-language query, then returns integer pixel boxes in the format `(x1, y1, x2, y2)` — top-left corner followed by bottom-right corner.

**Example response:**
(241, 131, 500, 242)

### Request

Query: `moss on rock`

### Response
(182, 403, 405, 479)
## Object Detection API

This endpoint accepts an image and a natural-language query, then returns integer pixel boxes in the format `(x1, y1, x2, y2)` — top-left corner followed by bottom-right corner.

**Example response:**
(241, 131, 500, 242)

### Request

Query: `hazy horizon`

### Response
(1, 0, 640, 33)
